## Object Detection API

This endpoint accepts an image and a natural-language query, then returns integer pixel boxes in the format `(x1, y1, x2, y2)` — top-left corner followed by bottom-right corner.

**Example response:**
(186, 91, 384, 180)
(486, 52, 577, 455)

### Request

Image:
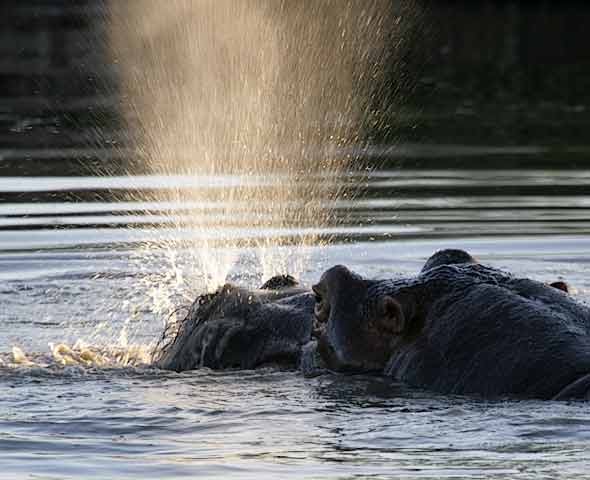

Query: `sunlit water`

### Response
(3, 148, 590, 479)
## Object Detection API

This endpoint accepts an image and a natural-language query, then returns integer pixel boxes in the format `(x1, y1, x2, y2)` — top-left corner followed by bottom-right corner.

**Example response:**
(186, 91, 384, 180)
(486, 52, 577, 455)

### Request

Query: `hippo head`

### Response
(154, 275, 313, 371)
(312, 265, 415, 373)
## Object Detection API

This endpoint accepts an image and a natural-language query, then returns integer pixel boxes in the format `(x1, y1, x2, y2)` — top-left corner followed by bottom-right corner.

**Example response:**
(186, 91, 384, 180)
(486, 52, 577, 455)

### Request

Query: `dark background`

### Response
(1, 1, 589, 175)
(381, 1, 590, 146)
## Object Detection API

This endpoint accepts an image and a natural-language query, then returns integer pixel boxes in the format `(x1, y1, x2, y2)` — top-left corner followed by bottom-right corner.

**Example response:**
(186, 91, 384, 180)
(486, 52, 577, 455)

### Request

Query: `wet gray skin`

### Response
(313, 249, 590, 399)
(154, 275, 316, 372)
(419, 248, 478, 272)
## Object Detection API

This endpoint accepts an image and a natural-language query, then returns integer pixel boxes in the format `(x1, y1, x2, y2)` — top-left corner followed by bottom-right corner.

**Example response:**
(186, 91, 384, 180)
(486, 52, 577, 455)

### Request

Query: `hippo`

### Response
(154, 274, 316, 371)
(155, 249, 581, 399)
(313, 250, 590, 400)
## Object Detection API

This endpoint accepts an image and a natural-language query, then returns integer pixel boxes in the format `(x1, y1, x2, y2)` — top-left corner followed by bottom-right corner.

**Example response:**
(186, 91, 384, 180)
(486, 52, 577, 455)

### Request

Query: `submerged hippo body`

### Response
(155, 275, 315, 372)
(314, 250, 590, 399)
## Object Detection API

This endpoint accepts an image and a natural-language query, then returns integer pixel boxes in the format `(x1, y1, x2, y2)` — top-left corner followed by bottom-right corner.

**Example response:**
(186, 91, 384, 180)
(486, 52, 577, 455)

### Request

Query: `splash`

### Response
(106, 0, 390, 291)
(3, 343, 151, 371)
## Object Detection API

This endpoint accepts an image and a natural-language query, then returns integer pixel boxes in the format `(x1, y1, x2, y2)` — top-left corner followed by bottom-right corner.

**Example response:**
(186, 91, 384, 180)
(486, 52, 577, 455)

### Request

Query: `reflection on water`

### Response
(2, 146, 590, 478)
(3, 164, 590, 248)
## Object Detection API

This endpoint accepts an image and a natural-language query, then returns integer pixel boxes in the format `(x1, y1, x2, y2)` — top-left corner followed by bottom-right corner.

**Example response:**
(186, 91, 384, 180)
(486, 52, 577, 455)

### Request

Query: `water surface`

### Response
(2, 149, 590, 479)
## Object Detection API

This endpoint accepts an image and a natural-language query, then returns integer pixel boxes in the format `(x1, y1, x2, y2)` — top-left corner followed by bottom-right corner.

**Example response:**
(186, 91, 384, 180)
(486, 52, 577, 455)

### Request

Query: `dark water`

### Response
(2, 144, 590, 479)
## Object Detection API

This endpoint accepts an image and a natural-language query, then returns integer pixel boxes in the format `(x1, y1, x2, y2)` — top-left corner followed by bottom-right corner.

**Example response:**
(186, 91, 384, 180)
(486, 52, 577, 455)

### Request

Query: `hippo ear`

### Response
(377, 296, 406, 335)
(549, 281, 569, 293)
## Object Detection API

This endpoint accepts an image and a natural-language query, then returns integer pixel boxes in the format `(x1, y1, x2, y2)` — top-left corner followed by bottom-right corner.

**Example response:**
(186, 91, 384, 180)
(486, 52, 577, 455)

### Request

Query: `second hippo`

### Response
(313, 250, 590, 399)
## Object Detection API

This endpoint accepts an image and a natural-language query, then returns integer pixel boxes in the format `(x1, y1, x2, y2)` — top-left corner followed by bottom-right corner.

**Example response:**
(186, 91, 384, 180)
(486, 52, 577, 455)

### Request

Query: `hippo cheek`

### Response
(317, 313, 392, 373)
(325, 295, 405, 371)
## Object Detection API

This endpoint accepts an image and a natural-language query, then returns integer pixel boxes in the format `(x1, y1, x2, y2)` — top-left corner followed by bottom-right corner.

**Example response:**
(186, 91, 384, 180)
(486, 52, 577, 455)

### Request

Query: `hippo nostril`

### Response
(312, 292, 330, 325)
(312, 284, 322, 300)
(314, 302, 323, 321)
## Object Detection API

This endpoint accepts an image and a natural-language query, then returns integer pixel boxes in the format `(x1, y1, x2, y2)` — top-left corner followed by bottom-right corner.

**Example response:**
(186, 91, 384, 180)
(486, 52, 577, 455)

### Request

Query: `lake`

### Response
(2, 144, 590, 479)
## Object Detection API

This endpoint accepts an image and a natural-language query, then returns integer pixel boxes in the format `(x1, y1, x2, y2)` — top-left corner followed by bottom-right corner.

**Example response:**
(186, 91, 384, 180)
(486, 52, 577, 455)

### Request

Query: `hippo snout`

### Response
(312, 264, 407, 373)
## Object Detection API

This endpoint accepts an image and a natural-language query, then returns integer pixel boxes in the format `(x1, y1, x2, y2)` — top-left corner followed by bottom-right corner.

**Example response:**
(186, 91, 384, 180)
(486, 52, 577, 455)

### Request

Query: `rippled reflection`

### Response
(3, 168, 590, 249)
